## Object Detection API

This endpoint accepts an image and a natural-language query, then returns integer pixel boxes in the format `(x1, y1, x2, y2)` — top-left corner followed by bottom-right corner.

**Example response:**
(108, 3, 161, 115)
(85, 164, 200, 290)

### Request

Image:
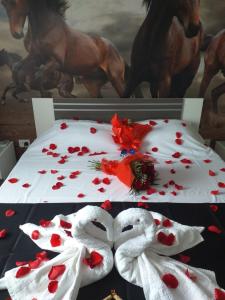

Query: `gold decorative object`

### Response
(103, 290, 123, 300)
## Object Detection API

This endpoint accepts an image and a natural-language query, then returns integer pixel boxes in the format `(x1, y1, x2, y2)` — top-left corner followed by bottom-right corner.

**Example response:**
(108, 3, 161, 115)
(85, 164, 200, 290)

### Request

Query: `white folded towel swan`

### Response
(114, 208, 225, 300)
(0, 205, 114, 300)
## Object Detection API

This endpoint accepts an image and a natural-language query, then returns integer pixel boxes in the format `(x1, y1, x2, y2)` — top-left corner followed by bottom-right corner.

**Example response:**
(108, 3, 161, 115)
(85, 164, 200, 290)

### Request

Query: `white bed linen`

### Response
(0, 119, 224, 204)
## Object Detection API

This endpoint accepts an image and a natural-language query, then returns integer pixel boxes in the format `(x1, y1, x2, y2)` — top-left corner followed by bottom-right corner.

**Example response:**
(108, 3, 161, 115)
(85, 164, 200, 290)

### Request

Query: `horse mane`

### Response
(46, 0, 69, 17)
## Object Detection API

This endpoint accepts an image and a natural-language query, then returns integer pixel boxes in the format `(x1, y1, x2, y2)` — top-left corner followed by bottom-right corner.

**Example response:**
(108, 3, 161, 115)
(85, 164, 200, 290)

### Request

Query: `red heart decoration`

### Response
(157, 232, 175, 246)
(83, 251, 103, 269)
(50, 234, 61, 247)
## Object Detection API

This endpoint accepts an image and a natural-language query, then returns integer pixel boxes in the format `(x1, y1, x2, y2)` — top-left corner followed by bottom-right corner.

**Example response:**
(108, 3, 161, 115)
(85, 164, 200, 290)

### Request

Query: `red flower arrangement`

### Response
(111, 114, 152, 151)
(90, 153, 157, 194)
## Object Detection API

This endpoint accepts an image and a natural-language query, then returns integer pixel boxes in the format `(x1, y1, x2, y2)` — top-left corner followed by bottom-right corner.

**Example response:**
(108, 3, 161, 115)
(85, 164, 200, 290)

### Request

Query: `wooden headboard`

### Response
(32, 98, 203, 137)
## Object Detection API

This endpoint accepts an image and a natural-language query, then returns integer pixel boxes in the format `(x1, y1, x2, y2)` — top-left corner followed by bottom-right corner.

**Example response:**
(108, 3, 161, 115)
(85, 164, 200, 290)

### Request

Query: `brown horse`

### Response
(1, 0, 135, 98)
(123, 0, 203, 98)
(199, 29, 225, 113)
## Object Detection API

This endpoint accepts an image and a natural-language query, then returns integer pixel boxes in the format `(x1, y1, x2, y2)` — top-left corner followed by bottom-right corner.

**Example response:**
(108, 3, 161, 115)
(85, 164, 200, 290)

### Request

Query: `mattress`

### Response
(0, 202, 225, 299)
(0, 119, 224, 204)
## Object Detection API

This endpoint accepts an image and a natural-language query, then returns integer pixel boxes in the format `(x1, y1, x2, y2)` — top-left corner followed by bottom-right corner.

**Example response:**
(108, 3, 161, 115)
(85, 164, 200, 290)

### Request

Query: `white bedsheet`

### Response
(0, 119, 224, 204)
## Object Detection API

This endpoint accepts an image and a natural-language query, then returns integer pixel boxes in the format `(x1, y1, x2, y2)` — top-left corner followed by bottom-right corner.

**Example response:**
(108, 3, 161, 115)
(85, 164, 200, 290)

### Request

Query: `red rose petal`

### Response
(157, 232, 175, 246)
(149, 120, 157, 126)
(209, 170, 216, 177)
(147, 188, 157, 195)
(152, 147, 158, 152)
(218, 182, 225, 188)
(8, 178, 19, 184)
(57, 176, 65, 181)
(22, 183, 31, 188)
(83, 251, 103, 269)
(175, 184, 184, 191)
(162, 273, 179, 289)
(29, 259, 42, 269)
(169, 180, 175, 185)
(77, 193, 85, 198)
(90, 127, 97, 134)
(36, 251, 48, 260)
(179, 254, 191, 264)
(16, 267, 31, 278)
(49, 144, 57, 150)
(16, 261, 28, 267)
(0, 229, 7, 239)
(220, 168, 225, 172)
(31, 230, 40, 240)
(185, 269, 197, 282)
(165, 160, 173, 164)
(172, 152, 181, 159)
(48, 265, 66, 280)
(154, 219, 161, 226)
(208, 225, 222, 234)
(211, 190, 220, 196)
(175, 139, 183, 145)
(58, 158, 66, 164)
(176, 132, 182, 138)
(162, 219, 173, 228)
(50, 234, 61, 247)
(48, 281, 58, 293)
(42, 148, 48, 153)
(82, 146, 90, 153)
(5, 209, 16, 217)
(210, 205, 219, 212)
(141, 196, 148, 201)
(214, 288, 225, 300)
(170, 169, 176, 174)
(171, 191, 177, 196)
(137, 202, 149, 209)
(51, 170, 58, 174)
(60, 219, 72, 229)
(39, 219, 52, 228)
(98, 187, 105, 193)
(60, 122, 68, 130)
(92, 178, 101, 185)
(159, 191, 166, 196)
(68, 147, 76, 154)
(204, 159, 212, 164)
(180, 158, 192, 164)
(38, 170, 47, 174)
(103, 178, 111, 185)
(101, 200, 112, 211)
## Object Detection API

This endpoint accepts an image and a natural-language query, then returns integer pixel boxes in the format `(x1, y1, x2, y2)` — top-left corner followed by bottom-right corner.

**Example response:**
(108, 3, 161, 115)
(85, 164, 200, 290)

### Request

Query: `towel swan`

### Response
(0, 205, 114, 300)
(114, 208, 225, 300)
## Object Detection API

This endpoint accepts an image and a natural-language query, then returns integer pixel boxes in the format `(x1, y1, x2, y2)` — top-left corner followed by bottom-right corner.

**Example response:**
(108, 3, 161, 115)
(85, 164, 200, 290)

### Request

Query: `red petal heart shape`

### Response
(157, 232, 175, 246)
(50, 234, 61, 247)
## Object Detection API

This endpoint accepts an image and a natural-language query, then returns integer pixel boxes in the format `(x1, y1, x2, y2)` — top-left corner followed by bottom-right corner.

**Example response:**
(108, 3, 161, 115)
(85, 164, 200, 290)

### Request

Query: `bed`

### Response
(0, 98, 225, 299)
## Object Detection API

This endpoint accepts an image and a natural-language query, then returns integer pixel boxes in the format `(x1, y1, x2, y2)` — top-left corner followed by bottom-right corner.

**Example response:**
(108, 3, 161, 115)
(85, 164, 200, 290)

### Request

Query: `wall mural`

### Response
(0, 0, 225, 134)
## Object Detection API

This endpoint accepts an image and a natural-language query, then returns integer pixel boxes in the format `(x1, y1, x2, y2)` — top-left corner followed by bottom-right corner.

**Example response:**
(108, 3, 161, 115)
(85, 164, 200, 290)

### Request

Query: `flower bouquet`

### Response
(111, 114, 152, 152)
(90, 153, 156, 194)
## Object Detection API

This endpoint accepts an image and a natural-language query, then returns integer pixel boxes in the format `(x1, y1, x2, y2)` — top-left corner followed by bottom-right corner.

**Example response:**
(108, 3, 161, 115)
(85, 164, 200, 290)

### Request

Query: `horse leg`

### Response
(211, 82, 225, 113)
(157, 76, 172, 98)
(82, 78, 105, 98)
(58, 74, 76, 98)
(1, 83, 16, 104)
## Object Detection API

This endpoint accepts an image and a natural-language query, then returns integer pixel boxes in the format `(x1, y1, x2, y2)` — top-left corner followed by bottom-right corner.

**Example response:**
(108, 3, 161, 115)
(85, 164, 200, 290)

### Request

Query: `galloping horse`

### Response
(199, 29, 225, 113)
(123, 0, 203, 98)
(1, 0, 134, 98)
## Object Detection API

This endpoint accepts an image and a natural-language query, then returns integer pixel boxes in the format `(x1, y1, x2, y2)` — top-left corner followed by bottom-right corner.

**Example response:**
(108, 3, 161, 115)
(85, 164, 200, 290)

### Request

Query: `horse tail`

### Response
(200, 34, 214, 51)
(124, 62, 144, 98)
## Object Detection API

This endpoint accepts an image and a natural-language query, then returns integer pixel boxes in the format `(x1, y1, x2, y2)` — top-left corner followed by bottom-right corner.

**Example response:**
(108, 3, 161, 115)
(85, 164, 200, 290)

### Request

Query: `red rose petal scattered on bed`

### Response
(162, 219, 173, 228)
(159, 191, 166, 196)
(157, 232, 175, 246)
(209, 170, 216, 177)
(8, 178, 19, 184)
(16, 261, 28, 267)
(42, 148, 48, 153)
(50, 234, 61, 247)
(170, 169, 176, 174)
(185, 269, 197, 282)
(0, 229, 7, 239)
(101, 200, 112, 211)
(90, 127, 97, 134)
(164, 119, 169, 123)
(52, 153, 60, 158)
(60, 220, 72, 229)
(211, 190, 220, 196)
(36, 251, 48, 260)
(175, 139, 183, 145)
(149, 120, 157, 126)
(48, 265, 66, 280)
(38, 170, 47, 174)
(162, 273, 179, 289)
(83, 251, 103, 269)
(39, 219, 52, 228)
(218, 182, 225, 188)
(181, 122, 187, 127)
(31, 230, 40, 240)
(57, 176, 65, 181)
(154, 219, 161, 226)
(16, 267, 31, 278)
(214, 288, 225, 300)
(171, 191, 177, 196)
(82, 146, 90, 153)
(152, 147, 158, 152)
(29, 259, 42, 269)
(103, 178, 111, 185)
(137, 202, 149, 209)
(64, 230, 72, 237)
(77, 193, 85, 198)
(89, 151, 108, 156)
(208, 225, 222, 234)
(49, 144, 57, 150)
(47, 151, 54, 156)
(51, 170, 58, 174)
(69, 174, 77, 179)
(68, 147, 76, 154)
(58, 158, 66, 164)
(60, 123, 68, 130)
(175, 184, 184, 191)
(220, 168, 225, 172)
(22, 183, 31, 188)
(204, 159, 212, 163)
(165, 160, 173, 164)
(210, 205, 219, 212)
(5, 209, 16, 217)
(77, 151, 84, 156)
(92, 178, 101, 185)
(141, 196, 148, 201)
(169, 180, 175, 185)
(48, 281, 58, 293)
(180, 158, 192, 164)
(98, 187, 105, 193)
(172, 152, 181, 159)
(179, 254, 191, 264)
(147, 188, 157, 195)
(176, 132, 182, 138)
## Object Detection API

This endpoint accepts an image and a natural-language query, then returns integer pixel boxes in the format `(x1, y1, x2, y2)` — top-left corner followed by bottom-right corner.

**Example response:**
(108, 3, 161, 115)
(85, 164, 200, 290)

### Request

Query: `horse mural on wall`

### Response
(200, 29, 225, 113)
(123, 0, 203, 98)
(1, 0, 142, 100)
